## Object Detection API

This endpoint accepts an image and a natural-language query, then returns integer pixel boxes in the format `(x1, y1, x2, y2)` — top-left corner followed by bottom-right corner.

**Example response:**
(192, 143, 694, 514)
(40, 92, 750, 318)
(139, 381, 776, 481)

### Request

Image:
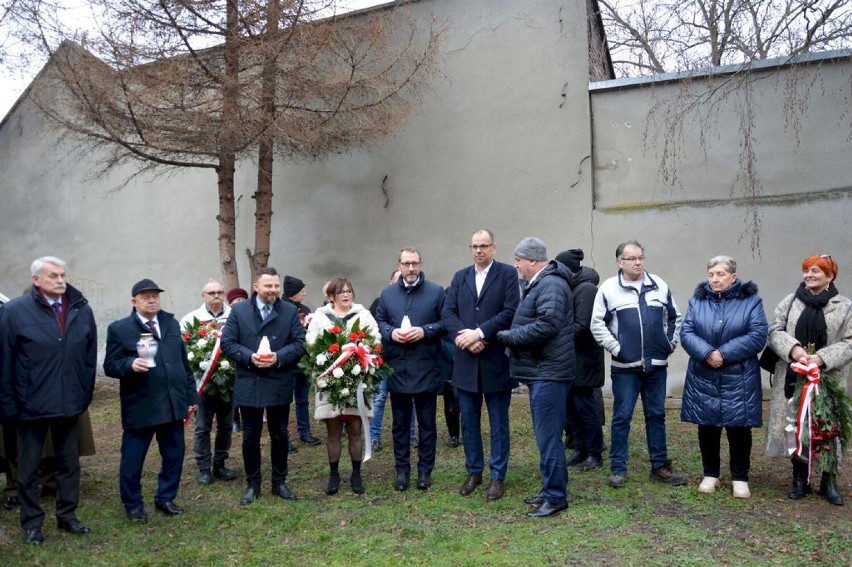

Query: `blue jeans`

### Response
(370, 378, 415, 442)
(529, 381, 569, 503)
(457, 388, 511, 480)
(610, 367, 669, 475)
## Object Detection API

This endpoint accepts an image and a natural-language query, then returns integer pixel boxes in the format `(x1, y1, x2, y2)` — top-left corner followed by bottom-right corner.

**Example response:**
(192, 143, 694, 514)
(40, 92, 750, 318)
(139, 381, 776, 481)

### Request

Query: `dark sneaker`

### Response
(609, 473, 627, 488)
(649, 460, 686, 486)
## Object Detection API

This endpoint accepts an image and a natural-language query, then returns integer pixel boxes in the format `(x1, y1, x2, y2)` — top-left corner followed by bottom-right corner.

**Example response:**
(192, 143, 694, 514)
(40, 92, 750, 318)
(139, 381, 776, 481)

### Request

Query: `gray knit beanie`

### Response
(513, 237, 548, 262)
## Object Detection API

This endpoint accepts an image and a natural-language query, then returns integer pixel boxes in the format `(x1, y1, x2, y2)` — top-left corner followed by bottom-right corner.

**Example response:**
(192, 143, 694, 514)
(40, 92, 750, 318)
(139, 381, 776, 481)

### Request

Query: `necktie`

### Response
(146, 320, 160, 340)
(262, 305, 272, 321)
(51, 302, 62, 318)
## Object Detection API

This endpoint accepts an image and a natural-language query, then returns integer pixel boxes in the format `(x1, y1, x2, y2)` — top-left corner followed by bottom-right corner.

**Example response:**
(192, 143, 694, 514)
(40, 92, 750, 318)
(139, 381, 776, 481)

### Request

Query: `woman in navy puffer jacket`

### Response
(680, 255, 768, 499)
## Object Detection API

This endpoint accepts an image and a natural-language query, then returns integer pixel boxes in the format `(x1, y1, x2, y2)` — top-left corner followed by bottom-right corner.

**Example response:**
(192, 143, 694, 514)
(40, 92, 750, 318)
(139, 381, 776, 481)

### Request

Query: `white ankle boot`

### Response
(732, 480, 751, 498)
(698, 476, 720, 493)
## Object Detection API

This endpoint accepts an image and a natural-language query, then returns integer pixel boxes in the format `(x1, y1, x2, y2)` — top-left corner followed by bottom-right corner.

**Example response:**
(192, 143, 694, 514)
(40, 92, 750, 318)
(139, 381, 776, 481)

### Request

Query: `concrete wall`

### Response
(0, 0, 594, 358)
(590, 54, 852, 392)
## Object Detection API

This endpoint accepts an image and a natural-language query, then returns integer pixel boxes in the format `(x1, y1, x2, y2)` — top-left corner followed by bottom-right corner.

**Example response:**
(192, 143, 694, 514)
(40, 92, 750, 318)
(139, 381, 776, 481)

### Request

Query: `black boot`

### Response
(787, 460, 812, 500)
(326, 461, 340, 495)
(350, 460, 365, 495)
(819, 472, 844, 506)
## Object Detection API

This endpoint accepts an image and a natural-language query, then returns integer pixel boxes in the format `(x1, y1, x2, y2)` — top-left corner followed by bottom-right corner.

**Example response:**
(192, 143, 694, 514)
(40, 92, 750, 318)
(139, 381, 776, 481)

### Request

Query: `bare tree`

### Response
(6, 0, 441, 287)
(598, 0, 852, 77)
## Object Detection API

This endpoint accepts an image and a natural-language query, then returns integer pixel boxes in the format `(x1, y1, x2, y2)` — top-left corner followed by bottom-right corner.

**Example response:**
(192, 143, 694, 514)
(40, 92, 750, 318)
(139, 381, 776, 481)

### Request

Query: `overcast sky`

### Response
(0, 0, 388, 120)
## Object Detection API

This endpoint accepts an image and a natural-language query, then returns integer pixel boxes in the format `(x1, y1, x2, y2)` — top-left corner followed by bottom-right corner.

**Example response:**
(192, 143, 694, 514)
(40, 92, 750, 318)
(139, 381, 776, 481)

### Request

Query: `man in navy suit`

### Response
(220, 267, 305, 506)
(442, 229, 519, 502)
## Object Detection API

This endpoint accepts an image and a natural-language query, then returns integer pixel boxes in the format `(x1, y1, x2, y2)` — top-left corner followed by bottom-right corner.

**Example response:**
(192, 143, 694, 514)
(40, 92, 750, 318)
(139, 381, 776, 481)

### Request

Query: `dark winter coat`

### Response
(0, 284, 97, 421)
(567, 266, 605, 388)
(376, 274, 446, 394)
(442, 260, 520, 394)
(680, 280, 767, 427)
(104, 309, 196, 429)
(220, 294, 306, 408)
(498, 261, 576, 382)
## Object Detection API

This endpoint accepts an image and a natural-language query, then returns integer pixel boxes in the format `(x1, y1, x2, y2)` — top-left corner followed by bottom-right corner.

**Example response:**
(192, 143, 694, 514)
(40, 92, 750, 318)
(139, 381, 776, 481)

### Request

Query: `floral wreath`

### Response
(182, 318, 235, 401)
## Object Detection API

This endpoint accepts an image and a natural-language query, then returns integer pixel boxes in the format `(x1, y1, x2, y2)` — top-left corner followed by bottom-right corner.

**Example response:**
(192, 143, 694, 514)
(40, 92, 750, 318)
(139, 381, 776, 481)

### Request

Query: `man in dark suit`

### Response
(220, 267, 305, 505)
(442, 229, 519, 502)
(104, 279, 198, 525)
(1, 256, 97, 544)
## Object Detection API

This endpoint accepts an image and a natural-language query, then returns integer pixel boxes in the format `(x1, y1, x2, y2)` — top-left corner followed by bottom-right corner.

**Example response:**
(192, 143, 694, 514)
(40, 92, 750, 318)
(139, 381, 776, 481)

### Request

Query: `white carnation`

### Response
(316, 354, 327, 365)
(317, 378, 328, 389)
(187, 351, 195, 361)
(340, 388, 350, 397)
(196, 338, 208, 349)
(332, 367, 344, 378)
(352, 364, 362, 376)
(219, 360, 230, 370)
(200, 360, 211, 370)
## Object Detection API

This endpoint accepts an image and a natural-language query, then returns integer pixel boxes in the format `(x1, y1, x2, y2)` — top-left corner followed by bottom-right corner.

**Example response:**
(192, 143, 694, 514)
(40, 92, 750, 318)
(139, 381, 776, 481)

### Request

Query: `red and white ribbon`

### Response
(196, 332, 224, 397)
(790, 356, 821, 482)
(317, 342, 375, 380)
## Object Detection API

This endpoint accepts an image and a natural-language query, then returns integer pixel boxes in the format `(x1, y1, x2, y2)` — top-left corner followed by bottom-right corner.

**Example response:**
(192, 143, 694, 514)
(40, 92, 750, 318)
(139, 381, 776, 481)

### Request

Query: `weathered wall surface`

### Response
(0, 0, 594, 356)
(590, 55, 852, 392)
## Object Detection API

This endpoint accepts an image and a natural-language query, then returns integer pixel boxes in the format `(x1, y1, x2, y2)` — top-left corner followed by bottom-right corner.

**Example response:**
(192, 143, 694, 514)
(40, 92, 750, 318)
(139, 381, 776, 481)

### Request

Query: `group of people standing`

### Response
(1, 239, 849, 543)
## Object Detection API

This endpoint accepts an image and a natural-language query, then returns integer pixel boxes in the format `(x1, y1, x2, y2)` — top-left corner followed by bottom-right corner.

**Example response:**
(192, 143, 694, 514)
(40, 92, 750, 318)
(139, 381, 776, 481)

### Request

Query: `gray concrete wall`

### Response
(590, 55, 852, 393)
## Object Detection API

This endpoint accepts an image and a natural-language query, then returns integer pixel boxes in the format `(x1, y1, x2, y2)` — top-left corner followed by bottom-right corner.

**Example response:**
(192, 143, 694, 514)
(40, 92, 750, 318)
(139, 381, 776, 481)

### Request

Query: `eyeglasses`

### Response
(338, 289, 353, 295)
(469, 244, 494, 251)
(819, 254, 832, 259)
(399, 262, 422, 268)
(204, 291, 225, 296)
(619, 256, 646, 263)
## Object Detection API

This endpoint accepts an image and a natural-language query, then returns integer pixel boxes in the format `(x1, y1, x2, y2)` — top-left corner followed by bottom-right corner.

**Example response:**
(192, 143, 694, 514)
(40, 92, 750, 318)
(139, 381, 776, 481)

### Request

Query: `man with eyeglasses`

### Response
(376, 249, 446, 491)
(180, 280, 238, 486)
(442, 229, 519, 502)
(590, 240, 685, 489)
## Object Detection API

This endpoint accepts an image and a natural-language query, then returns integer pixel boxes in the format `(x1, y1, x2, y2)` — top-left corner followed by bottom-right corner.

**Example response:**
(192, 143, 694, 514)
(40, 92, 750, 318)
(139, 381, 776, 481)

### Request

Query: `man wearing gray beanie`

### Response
(498, 237, 576, 517)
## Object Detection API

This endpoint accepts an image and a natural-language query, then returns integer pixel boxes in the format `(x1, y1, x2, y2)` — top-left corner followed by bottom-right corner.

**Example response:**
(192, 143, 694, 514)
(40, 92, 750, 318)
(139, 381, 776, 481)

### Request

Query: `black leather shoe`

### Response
(197, 469, 214, 485)
(240, 487, 260, 506)
(566, 451, 587, 467)
(288, 441, 298, 454)
(23, 527, 44, 545)
(526, 499, 568, 518)
(213, 465, 237, 481)
(486, 479, 505, 502)
(350, 473, 365, 495)
(524, 493, 544, 506)
(300, 434, 321, 446)
(577, 456, 602, 472)
(126, 508, 148, 524)
(57, 518, 90, 535)
(3, 495, 19, 510)
(155, 501, 184, 516)
(416, 472, 432, 490)
(394, 472, 410, 491)
(271, 483, 297, 500)
(459, 474, 482, 496)
(449, 436, 460, 448)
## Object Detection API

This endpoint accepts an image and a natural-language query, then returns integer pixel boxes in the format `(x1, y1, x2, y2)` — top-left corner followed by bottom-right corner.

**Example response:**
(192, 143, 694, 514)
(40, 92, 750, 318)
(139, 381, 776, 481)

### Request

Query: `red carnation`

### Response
(373, 344, 382, 353)
(358, 330, 366, 339)
(375, 356, 384, 366)
(331, 325, 342, 334)
(182, 333, 190, 341)
(198, 329, 208, 337)
(209, 322, 218, 328)
(349, 333, 360, 341)
(329, 344, 340, 354)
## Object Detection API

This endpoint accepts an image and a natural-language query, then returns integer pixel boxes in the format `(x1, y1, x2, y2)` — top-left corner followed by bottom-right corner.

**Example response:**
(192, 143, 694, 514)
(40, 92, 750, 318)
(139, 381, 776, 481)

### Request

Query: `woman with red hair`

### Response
(766, 255, 852, 505)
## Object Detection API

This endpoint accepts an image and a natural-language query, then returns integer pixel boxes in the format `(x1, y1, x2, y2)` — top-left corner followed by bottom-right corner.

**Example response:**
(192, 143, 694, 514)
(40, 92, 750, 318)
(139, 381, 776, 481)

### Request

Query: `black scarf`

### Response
(784, 282, 839, 397)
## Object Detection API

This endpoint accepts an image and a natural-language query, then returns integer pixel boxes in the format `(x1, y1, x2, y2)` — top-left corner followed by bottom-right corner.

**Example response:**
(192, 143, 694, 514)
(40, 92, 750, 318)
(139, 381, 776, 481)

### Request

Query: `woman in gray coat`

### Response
(766, 255, 852, 506)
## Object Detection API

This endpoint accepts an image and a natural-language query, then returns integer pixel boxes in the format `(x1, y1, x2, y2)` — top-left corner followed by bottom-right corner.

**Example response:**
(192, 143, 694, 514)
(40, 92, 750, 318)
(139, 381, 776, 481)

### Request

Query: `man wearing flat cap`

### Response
(497, 237, 575, 518)
(282, 275, 320, 448)
(104, 279, 197, 524)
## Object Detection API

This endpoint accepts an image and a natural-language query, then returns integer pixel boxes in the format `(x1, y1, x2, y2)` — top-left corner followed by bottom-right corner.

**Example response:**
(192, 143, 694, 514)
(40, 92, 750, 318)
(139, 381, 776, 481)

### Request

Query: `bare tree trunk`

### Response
(218, 0, 241, 289)
(247, 0, 280, 282)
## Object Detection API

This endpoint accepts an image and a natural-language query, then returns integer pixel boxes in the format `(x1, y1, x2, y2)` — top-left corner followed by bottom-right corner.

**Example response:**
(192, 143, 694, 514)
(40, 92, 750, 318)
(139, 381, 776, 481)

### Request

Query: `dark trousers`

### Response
(1, 420, 18, 496)
(120, 420, 185, 512)
(529, 381, 569, 504)
(293, 372, 312, 437)
(18, 417, 80, 529)
(698, 425, 752, 481)
(457, 388, 511, 480)
(193, 393, 234, 471)
(442, 382, 460, 439)
(566, 385, 605, 458)
(390, 392, 437, 475)
(241, 405, 290, 488)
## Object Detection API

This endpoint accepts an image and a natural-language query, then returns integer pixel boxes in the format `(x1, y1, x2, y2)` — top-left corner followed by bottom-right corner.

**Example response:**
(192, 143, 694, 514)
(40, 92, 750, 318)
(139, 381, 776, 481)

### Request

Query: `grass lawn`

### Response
(1, 381, 849, 566)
